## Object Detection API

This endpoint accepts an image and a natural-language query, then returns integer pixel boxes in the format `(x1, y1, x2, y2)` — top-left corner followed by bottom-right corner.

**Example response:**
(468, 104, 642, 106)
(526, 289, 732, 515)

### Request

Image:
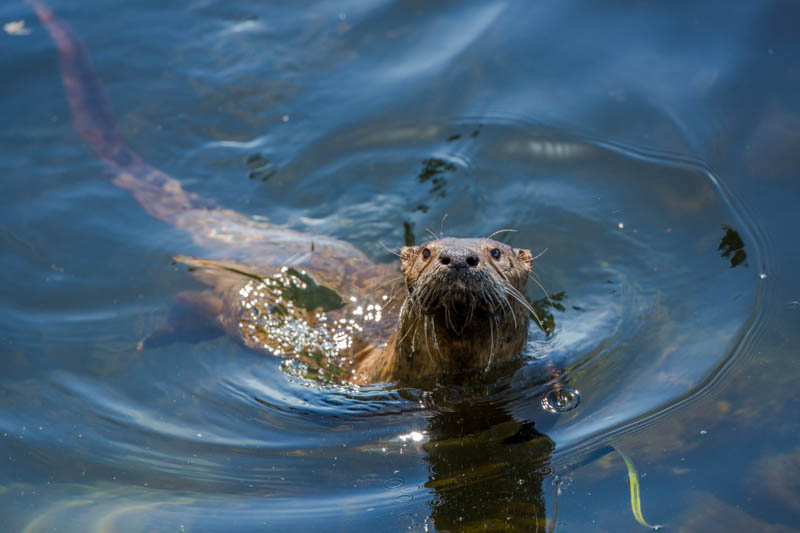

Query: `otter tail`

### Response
(27, 0, 216, 224)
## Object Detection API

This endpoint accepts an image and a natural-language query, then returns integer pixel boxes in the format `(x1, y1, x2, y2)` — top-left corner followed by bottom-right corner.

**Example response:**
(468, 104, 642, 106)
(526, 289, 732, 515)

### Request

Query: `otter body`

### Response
(30, 0, 537, 386)
(175, 237, 534, 386)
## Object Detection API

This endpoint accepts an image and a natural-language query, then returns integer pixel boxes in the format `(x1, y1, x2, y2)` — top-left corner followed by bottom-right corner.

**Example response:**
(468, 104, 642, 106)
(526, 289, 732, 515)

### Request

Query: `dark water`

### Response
(2, 0, 799, 531)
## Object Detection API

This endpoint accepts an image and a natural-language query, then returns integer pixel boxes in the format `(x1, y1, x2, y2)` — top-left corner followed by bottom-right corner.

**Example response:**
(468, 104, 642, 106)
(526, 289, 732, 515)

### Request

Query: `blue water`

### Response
(2, 1, 799, 531)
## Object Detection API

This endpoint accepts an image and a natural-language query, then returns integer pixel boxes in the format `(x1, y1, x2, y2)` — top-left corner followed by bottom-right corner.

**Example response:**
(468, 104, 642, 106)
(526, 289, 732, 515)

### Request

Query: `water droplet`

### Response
(541, 388, 581, 413)
(552, 474, 573, 489)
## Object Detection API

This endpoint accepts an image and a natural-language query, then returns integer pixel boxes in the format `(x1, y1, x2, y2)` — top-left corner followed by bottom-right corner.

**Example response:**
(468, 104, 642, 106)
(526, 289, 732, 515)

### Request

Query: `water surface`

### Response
(2, 0, 799, 531)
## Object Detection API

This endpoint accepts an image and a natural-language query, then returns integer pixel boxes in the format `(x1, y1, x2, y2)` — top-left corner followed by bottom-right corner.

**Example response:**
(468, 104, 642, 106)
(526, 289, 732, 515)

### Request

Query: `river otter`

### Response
(29, 0, 538, 386)
(356, 239, 533, 384)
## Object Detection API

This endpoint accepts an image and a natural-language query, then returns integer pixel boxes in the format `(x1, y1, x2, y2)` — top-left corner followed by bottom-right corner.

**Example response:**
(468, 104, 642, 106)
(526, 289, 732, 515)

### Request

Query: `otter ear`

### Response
(516, 248, 533, 270)
(400, 246, 418, 272)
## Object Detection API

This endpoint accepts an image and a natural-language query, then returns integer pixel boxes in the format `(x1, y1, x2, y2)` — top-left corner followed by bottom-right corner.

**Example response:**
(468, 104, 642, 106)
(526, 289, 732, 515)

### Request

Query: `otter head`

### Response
(400, 237, 533, 330)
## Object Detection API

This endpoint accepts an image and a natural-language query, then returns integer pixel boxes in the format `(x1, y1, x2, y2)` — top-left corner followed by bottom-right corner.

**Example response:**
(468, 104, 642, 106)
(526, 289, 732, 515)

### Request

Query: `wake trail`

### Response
(27, 0, 217, 224)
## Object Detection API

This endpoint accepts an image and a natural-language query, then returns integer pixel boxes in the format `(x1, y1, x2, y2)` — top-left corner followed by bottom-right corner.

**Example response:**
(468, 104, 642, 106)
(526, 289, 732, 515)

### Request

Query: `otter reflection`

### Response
(419, 374, 556, 531)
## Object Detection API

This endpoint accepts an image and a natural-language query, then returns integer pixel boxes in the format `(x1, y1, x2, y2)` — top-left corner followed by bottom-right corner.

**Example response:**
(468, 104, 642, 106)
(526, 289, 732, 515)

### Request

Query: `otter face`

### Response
(400, 238, 533, 316)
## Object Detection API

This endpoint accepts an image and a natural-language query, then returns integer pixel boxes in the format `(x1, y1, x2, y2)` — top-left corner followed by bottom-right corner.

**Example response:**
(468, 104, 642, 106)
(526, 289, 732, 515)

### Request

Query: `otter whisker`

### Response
(485, 285, 501, 316)
(504, 283, 535, 314)
(505, 285, 542, 326)
(415, 275, 439, 308)
(449, 301, 463, 335)
(407, 283, 429, 310)
(487, 314, 496, 370)
(377, 283, 404, 310)
(498, 288, 518, 330)
(487, 277, 509, 318)
(531, 247, 548, 261)
(382, 292, 403, 310)
(416, 286, 434, 312)
(490, 283, 507, 313)
(424, 227, 438, 241)
(423, 315, 436, 367)
(410, 310, 423, 353)
(485, 228, 518, 240)
(443, 305, 455, 332)
(454, 293, 475, 334)
(370, 274, 405, 293)
(528, 271, 553, 307)
(396, 304, 421, 347)
(379, 242, 403, 257)
(428, 314, 442, 361)
(439, 213, 448, 238)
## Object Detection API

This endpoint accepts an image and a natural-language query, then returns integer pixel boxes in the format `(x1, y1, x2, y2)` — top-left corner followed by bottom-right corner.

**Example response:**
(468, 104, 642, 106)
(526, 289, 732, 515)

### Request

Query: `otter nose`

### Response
(439, 247, 480, 269)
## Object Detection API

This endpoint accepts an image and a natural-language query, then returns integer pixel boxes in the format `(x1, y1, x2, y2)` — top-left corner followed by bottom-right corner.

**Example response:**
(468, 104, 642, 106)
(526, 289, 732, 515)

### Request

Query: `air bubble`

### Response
(541, 388, 581, 413)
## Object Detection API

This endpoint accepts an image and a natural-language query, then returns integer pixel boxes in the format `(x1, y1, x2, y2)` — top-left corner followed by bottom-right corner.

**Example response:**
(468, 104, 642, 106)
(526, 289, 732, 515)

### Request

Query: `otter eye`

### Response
(490, 248, 501, 259)
(422, 248, 431, 259)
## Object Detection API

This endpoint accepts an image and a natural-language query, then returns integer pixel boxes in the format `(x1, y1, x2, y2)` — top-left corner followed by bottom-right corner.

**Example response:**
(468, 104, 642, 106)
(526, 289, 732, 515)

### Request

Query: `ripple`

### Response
(2, 107, 767, 529)
(275, 117, 763, 456)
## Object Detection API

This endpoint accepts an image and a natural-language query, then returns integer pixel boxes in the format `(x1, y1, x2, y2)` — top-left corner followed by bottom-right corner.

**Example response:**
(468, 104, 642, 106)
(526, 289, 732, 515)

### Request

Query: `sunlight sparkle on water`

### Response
(398, 431, 427, 443)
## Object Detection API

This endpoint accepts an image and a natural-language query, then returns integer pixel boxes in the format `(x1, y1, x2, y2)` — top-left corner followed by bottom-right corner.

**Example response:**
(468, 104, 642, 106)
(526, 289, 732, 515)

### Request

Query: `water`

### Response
(2, 0, 798, 531)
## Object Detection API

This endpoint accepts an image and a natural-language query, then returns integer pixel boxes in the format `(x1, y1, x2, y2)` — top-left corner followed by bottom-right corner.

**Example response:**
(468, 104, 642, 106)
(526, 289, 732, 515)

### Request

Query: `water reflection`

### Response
(719, 225, 747, 268)
(532, 290, 566, 337)
(245, 153, 275, 182)
(422, 391, 555, 530)
(415, 157, 457, 213)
